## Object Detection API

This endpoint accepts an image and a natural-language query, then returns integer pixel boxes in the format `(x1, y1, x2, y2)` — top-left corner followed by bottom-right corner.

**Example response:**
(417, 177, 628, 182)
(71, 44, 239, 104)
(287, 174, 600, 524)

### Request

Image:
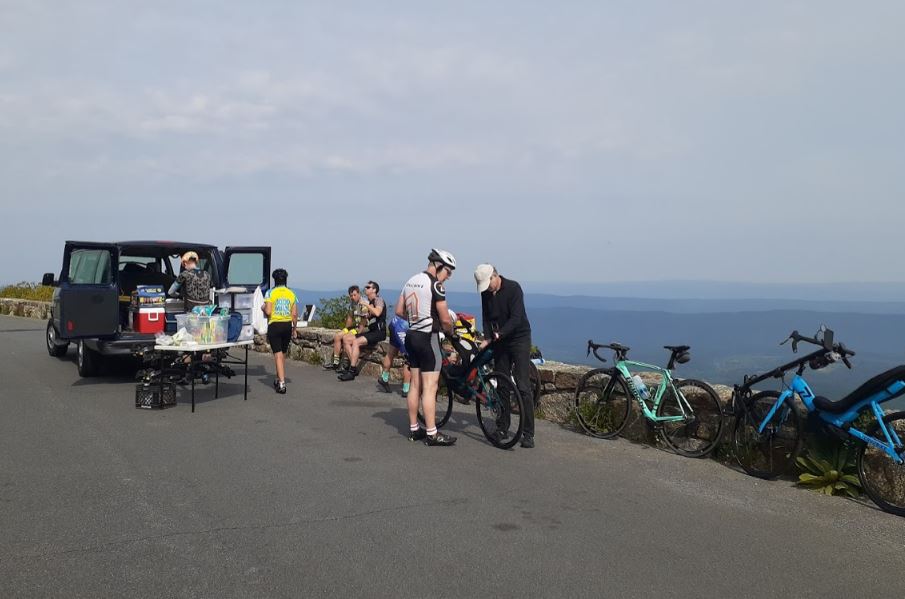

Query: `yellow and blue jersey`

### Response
(264, 286, 298, 323)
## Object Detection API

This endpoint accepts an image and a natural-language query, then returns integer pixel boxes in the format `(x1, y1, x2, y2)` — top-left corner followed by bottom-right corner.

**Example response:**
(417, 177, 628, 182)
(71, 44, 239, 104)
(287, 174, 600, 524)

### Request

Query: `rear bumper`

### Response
(86, 333, 157, 356)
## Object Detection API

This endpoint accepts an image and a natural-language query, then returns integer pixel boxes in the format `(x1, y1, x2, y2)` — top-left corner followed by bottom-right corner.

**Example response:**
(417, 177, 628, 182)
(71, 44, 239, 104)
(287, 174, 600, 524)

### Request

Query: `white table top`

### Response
(153, 340, 254, 352)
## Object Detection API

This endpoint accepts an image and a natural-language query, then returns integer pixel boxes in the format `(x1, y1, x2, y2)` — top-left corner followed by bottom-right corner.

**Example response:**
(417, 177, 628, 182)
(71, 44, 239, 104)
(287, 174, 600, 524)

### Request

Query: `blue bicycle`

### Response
(732, 326, 905, 516)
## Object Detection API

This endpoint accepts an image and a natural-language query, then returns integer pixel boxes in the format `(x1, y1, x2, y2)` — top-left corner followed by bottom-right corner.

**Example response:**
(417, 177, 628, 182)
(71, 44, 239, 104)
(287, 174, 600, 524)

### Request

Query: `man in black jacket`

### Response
(474, 264, 535, 448)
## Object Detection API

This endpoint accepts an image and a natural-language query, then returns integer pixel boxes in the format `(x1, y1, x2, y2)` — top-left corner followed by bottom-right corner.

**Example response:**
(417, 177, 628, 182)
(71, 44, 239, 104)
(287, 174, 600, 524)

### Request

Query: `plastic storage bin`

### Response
(177, 314, 229, 345)
(218, 292, 254, 310)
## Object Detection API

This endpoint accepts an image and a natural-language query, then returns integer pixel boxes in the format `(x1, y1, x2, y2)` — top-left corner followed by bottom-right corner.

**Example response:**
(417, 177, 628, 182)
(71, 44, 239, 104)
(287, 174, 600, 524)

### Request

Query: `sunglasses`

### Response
(365, 285, 374, 290)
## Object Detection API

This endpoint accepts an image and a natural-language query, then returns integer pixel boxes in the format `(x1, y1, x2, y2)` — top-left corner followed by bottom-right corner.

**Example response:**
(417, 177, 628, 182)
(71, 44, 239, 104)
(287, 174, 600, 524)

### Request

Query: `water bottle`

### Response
(631, 375, 650, 399)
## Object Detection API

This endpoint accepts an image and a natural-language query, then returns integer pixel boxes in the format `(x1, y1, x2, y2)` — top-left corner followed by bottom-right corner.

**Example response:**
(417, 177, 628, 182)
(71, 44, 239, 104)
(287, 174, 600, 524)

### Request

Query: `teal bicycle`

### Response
(575, 340, 725, 457)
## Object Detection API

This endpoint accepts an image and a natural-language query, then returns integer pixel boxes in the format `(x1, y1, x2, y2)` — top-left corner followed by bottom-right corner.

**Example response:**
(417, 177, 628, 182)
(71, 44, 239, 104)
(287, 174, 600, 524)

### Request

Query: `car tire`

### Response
(77, 340, 101, 377)
(46, 320, 69, 358)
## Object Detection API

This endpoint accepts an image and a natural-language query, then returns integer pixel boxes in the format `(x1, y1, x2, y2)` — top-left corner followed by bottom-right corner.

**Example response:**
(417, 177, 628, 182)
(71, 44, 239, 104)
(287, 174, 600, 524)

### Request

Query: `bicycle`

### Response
(731, 326, 905, 516)
(574, 340, 724, 457)
(419, 334, 526, 450)
(435, 319, 541, 410)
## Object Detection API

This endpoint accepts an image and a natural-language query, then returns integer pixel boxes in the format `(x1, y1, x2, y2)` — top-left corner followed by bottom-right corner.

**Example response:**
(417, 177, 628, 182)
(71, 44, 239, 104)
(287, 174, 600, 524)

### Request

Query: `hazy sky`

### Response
(2, 1, 903, 291)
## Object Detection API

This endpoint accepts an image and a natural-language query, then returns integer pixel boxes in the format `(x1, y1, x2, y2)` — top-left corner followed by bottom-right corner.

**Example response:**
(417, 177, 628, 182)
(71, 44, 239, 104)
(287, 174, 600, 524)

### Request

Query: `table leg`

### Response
(158, 352, 164, 407)
(215, 350, 220, 399)
(191, 352, 196, 413)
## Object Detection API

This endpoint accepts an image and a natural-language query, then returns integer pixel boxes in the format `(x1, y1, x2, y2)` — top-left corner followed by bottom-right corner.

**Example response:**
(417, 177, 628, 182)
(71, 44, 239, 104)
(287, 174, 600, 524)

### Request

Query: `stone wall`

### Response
(0, 298, 52, 320)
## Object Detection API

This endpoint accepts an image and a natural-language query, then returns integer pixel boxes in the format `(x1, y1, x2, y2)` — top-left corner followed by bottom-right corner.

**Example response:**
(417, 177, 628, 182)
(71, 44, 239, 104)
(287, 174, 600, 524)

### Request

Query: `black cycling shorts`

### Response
(357, 328, 386, 347)
(404, 330, 442, 372)
(267, 322, 292, 354)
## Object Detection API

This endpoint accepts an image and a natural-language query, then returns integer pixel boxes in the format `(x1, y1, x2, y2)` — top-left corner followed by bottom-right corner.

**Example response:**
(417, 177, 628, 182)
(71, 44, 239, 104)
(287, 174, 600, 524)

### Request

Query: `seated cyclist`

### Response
(339, 281, 386, 381)
(323, 285, 367, 370)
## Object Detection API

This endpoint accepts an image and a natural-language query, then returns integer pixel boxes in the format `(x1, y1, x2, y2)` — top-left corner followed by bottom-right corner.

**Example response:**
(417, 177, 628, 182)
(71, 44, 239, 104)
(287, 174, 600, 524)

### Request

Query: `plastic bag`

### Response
(172, 328, 196, 346)
(252, 286, 268, 335)
(155, 332, 174, 346)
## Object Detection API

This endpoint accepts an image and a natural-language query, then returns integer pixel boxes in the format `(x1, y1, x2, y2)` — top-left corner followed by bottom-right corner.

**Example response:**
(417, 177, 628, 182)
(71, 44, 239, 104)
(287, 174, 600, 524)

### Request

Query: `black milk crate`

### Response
(135, 382, 177, 409)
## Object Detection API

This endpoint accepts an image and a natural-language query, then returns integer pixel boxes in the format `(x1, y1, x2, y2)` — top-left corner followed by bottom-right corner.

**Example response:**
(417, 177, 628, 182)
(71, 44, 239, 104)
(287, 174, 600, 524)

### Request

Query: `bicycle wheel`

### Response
(733, 391, 802, 479)
(657, 379, 725, 458)
(573, 368, 632, 439)
(416, 373, 454, 429)
(528, 361, 542, 408)
(857, 411, 905, 517)
(475, 371, 524, 449)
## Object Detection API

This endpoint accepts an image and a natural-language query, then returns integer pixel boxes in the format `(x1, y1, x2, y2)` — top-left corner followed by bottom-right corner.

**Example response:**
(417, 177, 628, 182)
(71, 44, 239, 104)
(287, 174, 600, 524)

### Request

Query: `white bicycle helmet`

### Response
(428, 248, 457, 270)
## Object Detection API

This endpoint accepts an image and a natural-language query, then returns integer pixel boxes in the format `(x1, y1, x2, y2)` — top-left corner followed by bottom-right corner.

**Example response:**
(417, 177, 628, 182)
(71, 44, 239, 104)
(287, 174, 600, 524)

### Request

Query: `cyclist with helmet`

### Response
(338, 281, 387, 382)
(262, 268, 298, 395)
(395, 249, 457, 446)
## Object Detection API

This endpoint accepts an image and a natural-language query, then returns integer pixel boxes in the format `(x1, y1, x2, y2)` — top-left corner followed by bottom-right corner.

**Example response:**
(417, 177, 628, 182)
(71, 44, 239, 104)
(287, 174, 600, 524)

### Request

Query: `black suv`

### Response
(43, 241, 271, 377)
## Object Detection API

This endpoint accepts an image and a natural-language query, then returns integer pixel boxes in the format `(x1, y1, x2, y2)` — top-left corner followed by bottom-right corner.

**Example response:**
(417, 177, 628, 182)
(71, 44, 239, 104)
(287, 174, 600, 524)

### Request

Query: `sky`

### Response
(2, 1, 904, 293)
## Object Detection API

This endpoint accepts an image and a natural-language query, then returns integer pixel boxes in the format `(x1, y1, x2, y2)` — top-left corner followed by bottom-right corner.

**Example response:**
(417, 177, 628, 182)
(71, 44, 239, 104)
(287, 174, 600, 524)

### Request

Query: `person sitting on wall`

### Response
(167, 251, 212, 311)
(323, 285, 367, 370)
(338, 281, 386, 382)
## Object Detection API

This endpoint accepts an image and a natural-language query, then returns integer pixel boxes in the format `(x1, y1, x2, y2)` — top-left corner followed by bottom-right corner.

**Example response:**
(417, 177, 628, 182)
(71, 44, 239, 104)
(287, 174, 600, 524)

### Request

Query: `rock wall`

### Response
(0, 298, 52, 320)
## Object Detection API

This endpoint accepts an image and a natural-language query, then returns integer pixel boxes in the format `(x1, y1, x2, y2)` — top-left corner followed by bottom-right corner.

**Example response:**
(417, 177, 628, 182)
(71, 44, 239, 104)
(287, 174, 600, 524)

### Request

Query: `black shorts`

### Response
(404, 330, 442, 372)
(357, 328, 386, 347)
(267, 322, 292, 354)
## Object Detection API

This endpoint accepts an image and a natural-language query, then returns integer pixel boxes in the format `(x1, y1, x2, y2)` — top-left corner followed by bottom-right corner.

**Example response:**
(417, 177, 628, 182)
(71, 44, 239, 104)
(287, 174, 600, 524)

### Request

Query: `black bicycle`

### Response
(417, 334, 526, 449)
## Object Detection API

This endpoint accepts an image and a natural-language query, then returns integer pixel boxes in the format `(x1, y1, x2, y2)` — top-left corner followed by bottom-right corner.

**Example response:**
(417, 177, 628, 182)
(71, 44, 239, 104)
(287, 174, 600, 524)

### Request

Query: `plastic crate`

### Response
(135, 382, 176, 409)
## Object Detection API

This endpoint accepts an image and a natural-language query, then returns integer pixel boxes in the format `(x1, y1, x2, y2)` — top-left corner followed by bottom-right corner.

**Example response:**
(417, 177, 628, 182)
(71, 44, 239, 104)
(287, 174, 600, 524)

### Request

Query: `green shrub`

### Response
(796, 436, 862, 498)
(0, 282, 54, 302)
(311, 295, 351, 329)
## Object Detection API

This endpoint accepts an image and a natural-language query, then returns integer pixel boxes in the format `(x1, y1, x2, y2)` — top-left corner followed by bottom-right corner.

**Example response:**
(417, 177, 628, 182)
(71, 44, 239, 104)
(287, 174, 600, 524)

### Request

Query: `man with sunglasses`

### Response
(338, 281, 386, 382)
(474, 264, 535, 448)
(396, 249, 457, 446)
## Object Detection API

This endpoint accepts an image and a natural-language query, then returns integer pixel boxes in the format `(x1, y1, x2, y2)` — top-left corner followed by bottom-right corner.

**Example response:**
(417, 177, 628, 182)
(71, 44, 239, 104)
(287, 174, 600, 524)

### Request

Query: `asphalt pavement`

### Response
(1, 314, 903, 598)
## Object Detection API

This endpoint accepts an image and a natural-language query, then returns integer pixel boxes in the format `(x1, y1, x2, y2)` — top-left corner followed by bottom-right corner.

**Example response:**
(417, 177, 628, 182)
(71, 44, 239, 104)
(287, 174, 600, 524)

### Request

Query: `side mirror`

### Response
(41, 273, 57, 287)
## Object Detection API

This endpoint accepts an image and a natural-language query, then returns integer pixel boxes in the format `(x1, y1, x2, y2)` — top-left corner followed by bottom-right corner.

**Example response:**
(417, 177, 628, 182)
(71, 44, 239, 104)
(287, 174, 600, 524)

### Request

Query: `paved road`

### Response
(1, 314, 903, 598)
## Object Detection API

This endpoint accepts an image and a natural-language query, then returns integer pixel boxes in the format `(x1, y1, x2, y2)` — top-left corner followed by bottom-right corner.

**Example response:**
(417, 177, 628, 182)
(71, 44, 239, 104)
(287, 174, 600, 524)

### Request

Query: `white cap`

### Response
(474, 264, 495, 293)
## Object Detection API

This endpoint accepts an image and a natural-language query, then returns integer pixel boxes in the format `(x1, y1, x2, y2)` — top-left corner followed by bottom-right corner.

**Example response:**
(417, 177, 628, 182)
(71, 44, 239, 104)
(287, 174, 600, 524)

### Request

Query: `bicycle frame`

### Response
(442, 342, 498, 408)
(758, 374, 905, 464)
(614, 359, 688, 423)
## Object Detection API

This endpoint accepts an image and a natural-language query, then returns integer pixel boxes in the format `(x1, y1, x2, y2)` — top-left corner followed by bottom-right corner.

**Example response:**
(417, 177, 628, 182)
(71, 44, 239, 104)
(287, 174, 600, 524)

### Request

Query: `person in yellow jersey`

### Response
(262, 268, 298, 395)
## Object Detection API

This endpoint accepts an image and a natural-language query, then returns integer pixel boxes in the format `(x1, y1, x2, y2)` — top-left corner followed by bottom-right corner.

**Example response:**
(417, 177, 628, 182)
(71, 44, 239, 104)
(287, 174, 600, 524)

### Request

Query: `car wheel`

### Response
(46, 320, 69, 358)
(77, 340, 101, 377)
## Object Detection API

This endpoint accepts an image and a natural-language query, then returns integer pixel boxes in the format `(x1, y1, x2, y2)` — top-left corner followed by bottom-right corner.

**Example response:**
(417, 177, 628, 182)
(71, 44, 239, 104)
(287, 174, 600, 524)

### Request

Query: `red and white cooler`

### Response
(132, 307, 165, 334)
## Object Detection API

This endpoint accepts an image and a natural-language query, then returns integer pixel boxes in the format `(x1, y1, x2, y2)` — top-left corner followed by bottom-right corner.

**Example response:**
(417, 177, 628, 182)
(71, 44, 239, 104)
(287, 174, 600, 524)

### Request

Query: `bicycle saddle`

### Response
(663, 345, 691, 353)
(812, 364, 905, 413)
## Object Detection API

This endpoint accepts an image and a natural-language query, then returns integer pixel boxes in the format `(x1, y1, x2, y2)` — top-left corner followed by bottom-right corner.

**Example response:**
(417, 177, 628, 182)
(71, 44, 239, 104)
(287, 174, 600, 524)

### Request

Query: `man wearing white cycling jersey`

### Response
(395, 249, 457, 446)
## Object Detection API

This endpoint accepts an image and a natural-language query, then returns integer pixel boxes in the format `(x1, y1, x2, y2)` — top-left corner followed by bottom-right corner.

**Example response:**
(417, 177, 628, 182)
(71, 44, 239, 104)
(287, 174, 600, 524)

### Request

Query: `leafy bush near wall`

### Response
(0, 282, 54, 302)
(311, 295, 352, 330)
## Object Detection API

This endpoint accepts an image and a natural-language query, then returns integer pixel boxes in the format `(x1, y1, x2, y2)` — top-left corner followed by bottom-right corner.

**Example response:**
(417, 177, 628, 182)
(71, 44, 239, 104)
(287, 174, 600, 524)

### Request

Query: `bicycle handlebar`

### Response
(740, 327, 856, 389)
(586, 340, 607, 363)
